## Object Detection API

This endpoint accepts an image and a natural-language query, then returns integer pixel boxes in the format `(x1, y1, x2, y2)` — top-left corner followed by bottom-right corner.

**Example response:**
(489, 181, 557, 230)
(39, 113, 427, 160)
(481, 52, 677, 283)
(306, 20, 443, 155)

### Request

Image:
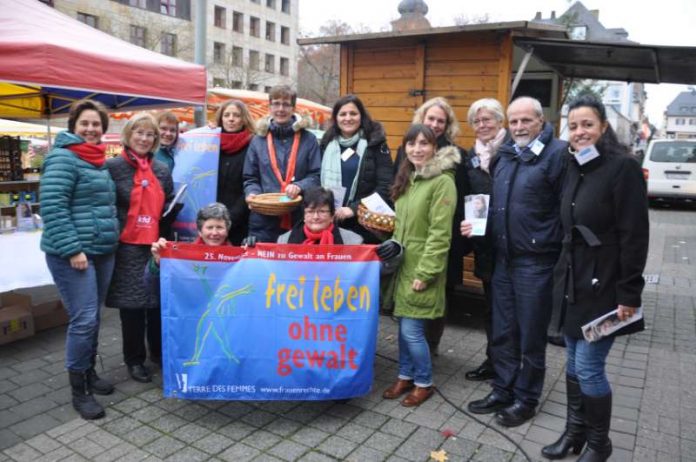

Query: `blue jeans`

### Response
(490, 254, 556, 407)
(398, 317, 432, 387)
(565, 335, 614, 397)
(46, 253, 115, 372)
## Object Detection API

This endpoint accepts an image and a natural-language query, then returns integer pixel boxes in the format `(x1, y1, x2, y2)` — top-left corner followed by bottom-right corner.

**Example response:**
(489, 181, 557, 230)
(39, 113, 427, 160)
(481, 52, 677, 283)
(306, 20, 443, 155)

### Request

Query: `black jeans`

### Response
(119, 308, 161, 366)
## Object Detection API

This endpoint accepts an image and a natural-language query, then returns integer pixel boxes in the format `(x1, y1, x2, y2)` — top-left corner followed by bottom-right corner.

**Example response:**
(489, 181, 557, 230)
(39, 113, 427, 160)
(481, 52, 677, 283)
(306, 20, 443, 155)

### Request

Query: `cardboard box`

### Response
(3, 286, 67, 332)
(32, 299, 67, 332)
(0, 304, 34, 345)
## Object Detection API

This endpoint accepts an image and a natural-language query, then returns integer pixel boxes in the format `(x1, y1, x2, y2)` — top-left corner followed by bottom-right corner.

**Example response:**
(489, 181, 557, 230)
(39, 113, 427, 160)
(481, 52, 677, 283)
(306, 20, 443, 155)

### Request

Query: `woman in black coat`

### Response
(542, 95, 649, 462)
(319, 94, 393, 244)
(215, 99, 255, 245)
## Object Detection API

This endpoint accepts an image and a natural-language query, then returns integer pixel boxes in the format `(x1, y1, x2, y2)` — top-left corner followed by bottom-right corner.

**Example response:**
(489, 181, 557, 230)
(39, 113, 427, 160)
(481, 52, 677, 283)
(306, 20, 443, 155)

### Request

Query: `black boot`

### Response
(87, 355, 114, 395)
(69, 371, 105, 420)
(577, 393, 612, 462)
(541, 375, 586, 459)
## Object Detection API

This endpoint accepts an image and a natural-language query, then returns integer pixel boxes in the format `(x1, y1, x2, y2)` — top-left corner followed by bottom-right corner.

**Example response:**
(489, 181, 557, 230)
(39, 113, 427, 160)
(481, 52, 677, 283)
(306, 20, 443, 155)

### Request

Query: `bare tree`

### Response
(453, 13, 490, 25)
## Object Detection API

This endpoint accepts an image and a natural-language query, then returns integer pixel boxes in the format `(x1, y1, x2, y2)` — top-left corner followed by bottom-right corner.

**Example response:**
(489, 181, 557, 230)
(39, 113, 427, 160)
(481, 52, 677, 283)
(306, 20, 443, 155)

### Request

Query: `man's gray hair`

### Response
(508, 96, 544, 118)
(467, 98, 505, 126)
(196, 202, 231, 231)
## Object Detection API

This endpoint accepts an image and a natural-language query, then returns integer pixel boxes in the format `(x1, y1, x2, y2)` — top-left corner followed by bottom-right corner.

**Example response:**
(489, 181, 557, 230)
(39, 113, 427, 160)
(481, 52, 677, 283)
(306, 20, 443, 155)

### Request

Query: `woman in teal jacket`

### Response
(40, 99, 119, 421)
(382, 124, 459, 407)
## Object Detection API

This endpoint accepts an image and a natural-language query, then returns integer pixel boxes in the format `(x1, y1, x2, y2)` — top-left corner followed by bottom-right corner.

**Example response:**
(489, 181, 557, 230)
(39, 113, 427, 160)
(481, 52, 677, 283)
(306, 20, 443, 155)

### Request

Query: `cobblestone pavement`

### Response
(1, 206, 694, 462)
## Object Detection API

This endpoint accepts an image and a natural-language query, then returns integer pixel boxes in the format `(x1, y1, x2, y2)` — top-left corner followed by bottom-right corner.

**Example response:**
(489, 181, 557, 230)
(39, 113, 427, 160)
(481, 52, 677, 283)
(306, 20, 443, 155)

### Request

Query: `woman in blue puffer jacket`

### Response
(40, 99, 119, 421)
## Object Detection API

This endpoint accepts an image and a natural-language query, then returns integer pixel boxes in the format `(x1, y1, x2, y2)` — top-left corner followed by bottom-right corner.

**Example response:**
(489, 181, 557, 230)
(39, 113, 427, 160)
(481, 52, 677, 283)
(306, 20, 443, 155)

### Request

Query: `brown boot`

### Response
(382, 379, 414, 399)
(401, 386, 434, 407)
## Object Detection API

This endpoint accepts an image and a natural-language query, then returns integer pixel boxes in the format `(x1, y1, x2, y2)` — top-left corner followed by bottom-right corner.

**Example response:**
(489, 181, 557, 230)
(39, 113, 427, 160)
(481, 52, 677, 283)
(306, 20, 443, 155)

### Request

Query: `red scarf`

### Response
(302, 223, 335, 245)
(68, 143, 107, 167)
(220, 131, 252, 156)
(267, 131, 301, 230)
(119, 149, 165, 245)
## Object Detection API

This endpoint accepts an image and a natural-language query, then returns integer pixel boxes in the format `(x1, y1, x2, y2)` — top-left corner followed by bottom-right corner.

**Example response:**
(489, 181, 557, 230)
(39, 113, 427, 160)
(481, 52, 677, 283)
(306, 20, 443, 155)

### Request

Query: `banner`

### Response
(170, 127, 220, 241)
(160, 243, 381, 400)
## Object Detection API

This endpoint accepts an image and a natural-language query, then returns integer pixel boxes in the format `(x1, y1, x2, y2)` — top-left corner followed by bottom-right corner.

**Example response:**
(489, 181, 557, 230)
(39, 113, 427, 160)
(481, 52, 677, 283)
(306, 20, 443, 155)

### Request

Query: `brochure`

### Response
(464, 194, 489, 236)
(581, 307, 643, 343)
(361, 192, 395, 216)
(163, 184, 188, 218)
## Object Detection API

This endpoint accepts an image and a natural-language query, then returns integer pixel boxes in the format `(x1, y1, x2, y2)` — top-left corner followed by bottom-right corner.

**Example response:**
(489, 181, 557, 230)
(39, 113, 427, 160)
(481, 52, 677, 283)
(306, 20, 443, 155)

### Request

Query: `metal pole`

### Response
(194, 0, 207, 127)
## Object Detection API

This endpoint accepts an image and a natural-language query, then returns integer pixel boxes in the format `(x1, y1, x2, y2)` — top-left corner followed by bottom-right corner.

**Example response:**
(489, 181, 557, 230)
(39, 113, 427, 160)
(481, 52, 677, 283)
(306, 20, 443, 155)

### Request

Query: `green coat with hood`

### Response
(39, 131, 119, 258)
(392, 145, 459, 319)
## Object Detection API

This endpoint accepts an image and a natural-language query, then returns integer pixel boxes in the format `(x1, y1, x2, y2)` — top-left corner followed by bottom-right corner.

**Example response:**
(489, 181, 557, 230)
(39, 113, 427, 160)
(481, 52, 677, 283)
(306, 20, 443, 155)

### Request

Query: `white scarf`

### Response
(474, 128, 506, 173)
(321, 131, 368, 203)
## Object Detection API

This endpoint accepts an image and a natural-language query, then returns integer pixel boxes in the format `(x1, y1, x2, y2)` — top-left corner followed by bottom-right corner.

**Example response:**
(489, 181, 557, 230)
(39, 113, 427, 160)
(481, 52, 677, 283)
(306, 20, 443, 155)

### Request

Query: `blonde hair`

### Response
(121, 113, 160, 153)
(412, 97, 460, 141)
(215, 100, 256, 133)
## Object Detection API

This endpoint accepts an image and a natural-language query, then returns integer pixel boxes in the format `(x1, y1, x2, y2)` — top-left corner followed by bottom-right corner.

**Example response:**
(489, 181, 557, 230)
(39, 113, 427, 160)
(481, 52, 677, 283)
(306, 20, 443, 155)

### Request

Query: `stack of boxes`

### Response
(0, 286, 67, 345)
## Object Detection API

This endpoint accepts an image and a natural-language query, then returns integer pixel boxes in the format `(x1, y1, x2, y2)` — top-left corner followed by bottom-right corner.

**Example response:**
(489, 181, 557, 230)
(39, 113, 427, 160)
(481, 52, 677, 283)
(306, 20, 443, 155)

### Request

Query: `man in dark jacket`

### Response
(243, 85, 321, 242)
(467, 96, 567, 427)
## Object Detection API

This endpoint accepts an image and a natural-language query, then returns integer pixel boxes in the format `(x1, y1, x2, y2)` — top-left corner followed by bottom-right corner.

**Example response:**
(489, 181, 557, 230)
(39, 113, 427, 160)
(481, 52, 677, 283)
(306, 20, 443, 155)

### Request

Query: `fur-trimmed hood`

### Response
(255, 113, 313, 136)
(414, 145, 460, 180)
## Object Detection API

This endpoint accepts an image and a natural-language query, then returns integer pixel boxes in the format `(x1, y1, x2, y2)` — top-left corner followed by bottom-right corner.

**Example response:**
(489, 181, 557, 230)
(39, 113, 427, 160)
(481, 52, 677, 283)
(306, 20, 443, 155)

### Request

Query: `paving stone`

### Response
(266, 439, 310, 461)
(148, 413, 188, 433)
(315, 435, 357, 459)
(122, 425, 162, 446)
(0, 429, 22, 450)
(24, 433, 62, 454)
(191, 432, 234, 455)
(471, 443, 514, 462)
(243, 429, 282, 451)
(12, 414, 62, 440)
(334, 422, 374, 444)
(7, 383, 52, 403)
(264, 417, 303, 438)
(441, 436, 479, 459)
(345, 445, 390, 462)
(71, 435, 107, 459)
(217, 421, 257, 441)
(363, 430, 405, 453)
(130, 404, 169, 423)
(3, 442, 42, 461)
(351, 409, 389, 430)
(289, 427, 330, 448)
(381, 418, 418, 438)
(296, 451, 336, 462)
(143, 435, 186, 459)
(218, 442, 260, 462)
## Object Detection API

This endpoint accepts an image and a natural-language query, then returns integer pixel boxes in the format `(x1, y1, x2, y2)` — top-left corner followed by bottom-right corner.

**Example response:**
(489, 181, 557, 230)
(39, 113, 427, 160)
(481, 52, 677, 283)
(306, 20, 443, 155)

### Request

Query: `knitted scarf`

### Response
(474, 128, 506, 173)
(302, 222, 335, 245)
(119, 149, 164, 245)
(220, 131, 252, 156)
(320, 131, 367, 203)
(68, 143, 107, 167)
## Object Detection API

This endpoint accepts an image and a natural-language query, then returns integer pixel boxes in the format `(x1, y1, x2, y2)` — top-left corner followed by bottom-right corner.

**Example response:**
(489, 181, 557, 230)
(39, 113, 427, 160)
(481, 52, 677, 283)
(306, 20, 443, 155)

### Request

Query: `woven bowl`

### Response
(248, 193, 302, 216)
(357, 203, 395, 233)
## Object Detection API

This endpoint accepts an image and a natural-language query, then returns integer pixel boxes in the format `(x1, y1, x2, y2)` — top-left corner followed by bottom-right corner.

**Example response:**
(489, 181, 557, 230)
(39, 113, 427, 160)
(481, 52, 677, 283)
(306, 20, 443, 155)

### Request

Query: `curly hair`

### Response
(412, 97, 460, 141)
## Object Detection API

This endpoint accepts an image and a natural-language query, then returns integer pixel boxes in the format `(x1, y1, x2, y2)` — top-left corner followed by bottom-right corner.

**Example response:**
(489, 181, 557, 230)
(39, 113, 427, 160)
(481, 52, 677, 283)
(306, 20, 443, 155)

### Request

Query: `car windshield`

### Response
(649, 141, 696, 163)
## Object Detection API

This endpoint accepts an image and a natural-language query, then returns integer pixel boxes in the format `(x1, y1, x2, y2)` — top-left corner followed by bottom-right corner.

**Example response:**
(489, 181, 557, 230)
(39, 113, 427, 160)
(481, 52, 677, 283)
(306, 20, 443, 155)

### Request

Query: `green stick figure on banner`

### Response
(181, 167, 216, 214)
(183, 263, 254, 366)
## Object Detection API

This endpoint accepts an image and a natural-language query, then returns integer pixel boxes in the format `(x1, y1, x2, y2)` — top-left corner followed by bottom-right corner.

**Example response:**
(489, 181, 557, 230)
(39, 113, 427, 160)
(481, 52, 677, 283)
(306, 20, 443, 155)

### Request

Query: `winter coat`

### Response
(40, 131, 119, 258)
(217, 143, 250, 246)
(320, 122, 393, 244)
(553, 151, 649, 339)
(277, 221, 364, 245)
(243, 115, 321, 242)
(490, 122, 567, 260)
(154, 145, 175, 173)
(105, 153, 174, 310)
(392, 145, 459, 319)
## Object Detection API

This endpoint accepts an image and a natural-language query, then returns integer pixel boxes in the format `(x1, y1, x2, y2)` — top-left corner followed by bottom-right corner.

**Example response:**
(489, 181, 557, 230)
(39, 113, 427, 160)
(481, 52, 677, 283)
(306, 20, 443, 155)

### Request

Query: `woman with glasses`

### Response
(107, 113, 173, 384)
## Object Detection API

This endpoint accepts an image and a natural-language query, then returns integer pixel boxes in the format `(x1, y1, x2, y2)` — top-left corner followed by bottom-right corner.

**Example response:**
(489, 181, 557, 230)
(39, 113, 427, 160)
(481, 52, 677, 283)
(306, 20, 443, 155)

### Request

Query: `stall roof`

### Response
(298, 21, 567, 45)
(0, 0, 207, 118)
(514, 37, 696, 84)
(0, 119, 63, 137)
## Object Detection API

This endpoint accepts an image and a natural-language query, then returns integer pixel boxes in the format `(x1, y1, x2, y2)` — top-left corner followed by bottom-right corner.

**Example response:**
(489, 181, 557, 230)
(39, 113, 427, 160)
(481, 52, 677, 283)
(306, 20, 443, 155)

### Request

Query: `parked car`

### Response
(642, 139, 696, 203)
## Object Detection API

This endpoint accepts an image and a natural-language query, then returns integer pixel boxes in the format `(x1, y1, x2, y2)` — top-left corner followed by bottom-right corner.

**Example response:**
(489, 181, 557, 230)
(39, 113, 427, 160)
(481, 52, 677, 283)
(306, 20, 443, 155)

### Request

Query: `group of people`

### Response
(40, 84, 648, 462)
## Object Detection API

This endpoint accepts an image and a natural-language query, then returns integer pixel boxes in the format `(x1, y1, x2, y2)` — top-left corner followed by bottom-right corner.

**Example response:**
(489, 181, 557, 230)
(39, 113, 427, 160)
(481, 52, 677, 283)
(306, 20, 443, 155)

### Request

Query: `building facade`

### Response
(664, 90, 696, 139)
(41, 0, 299, 91)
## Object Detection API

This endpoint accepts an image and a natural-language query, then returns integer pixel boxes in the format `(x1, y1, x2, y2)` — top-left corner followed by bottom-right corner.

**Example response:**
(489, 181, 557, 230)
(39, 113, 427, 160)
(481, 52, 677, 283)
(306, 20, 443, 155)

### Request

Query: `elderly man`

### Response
(466, 96, 567, 427)
(244, 85, 321, 242)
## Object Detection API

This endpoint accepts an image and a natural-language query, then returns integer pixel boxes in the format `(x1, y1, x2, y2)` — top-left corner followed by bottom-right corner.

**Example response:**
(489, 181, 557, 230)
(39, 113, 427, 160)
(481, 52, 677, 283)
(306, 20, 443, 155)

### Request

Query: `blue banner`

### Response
(160, 243, 381, 400)
(170, 127, 220, 241)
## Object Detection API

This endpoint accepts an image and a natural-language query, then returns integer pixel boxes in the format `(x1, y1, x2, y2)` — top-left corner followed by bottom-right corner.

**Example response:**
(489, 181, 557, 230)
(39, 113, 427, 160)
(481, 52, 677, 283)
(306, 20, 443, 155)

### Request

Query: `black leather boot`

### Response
(87, 356, 114, 395)
(541, 375, 586, 459)
(69, 371, 105, 420)
(577, 393, 612, 462)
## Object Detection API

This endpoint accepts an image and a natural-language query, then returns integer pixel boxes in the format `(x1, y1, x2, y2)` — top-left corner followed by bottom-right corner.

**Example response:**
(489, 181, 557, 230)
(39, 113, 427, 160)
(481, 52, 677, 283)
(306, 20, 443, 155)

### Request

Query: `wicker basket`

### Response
(357, 203, 395, 233)
(248, 193, 302, 216)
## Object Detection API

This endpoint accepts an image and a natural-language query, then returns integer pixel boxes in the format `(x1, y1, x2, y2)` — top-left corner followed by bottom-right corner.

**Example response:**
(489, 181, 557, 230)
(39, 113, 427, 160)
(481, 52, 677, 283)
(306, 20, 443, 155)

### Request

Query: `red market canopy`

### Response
(0, 0, 207, 119)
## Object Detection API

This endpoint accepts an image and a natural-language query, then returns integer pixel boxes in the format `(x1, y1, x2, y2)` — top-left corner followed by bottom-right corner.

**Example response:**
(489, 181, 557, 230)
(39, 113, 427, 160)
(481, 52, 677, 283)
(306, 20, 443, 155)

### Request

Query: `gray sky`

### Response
(299, 0, 696, 127)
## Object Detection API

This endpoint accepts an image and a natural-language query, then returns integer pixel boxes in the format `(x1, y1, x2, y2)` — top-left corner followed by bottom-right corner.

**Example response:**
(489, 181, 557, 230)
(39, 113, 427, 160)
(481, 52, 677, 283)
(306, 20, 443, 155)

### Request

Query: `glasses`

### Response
(472, 117, 495, 126)
(304, 209, 332, 217)
(134, 130, 156, 139)
(270, 102, 294, 109)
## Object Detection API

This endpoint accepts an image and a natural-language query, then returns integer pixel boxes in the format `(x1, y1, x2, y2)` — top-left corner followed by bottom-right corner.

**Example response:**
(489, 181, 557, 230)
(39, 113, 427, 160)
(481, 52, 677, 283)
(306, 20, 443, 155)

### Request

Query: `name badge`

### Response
(341, 148, 355, 162)
(471, 156, 481, 169)
(530, 139, 545, 156)
(575, 145, 601, 166)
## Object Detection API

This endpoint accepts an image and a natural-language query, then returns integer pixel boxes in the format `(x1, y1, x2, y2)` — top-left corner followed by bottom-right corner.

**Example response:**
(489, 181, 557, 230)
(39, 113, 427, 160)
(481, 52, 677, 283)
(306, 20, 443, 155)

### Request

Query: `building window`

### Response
(265, 54, 275, 73)
(160, 0, 176, 16)
(250, 16, 260, 37)
(266, 0, 276, 8)
(281, 0, 290, 14)
(214, 42, 225, 64)
(213, 78, 225, 87)
(690, 119, 696, 126)
(214, 6, 226, 28)
(231, 81, 242, 89)
(232, 46, 243, 67)
(280, 26, 290, 45)
(77, 12, 98, 29)
(249, 50, 260, 71)
(266, 21, 275, 41)
(250, 0, 260, 3)
(129, 25, 147, 47)
(264, 85, 272, 93)
(161, 33, 176, 56)
(249, 83, 259, 91)
(129, 0, 147, 8)
(280, 57, 289, 76)
(232, 12, 243, 32)
(676, 118, 686, 125)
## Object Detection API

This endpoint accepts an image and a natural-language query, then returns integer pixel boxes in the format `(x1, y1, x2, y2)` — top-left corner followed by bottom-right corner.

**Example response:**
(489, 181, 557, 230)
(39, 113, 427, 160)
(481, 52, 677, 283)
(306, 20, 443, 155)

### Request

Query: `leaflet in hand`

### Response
(464, 194, 489, 236)
(361, 192, 395, 216)
(581, 307, 643, 343)
(163, 184, 188, 218)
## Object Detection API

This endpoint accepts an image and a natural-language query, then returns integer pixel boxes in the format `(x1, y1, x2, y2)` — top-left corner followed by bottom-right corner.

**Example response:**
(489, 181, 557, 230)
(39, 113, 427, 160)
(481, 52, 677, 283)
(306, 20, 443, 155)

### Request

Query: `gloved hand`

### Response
(376, 239, 402, 260)
(241, 235, 257, 248)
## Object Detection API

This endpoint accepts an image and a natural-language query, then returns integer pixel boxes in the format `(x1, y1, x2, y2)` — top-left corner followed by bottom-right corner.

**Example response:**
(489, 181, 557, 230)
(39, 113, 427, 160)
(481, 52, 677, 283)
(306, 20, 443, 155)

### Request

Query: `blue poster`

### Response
(160, 243, 381, 400)
(170, 127, 220, 241)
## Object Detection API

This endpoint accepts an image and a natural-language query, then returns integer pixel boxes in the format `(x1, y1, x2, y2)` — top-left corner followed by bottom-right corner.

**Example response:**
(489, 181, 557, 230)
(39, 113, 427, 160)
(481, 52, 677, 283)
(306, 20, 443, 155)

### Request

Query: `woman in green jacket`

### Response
(382, 124, 459, 407)
(40, 99, 119, 420)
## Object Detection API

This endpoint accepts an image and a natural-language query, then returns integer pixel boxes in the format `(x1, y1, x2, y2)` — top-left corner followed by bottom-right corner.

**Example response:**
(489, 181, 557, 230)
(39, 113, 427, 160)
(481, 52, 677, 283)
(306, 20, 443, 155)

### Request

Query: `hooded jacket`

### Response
(392, 145, 460, 319)
(243, 114, 321, 242)
(40, 131, 119, 258)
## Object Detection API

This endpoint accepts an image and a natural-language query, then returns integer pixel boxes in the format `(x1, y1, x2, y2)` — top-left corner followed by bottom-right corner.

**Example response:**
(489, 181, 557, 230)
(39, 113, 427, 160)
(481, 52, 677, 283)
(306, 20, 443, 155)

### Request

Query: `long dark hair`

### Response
(567, 95, 630, 156)
(390, 124, 438, 201)
(321, 94, 377, 145)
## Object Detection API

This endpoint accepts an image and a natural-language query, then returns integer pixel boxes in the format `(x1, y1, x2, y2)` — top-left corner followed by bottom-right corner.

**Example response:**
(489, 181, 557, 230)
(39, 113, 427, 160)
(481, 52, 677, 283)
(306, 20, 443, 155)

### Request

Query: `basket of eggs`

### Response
(357, 203, 395, 233)
(248, 193, 302, 216)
